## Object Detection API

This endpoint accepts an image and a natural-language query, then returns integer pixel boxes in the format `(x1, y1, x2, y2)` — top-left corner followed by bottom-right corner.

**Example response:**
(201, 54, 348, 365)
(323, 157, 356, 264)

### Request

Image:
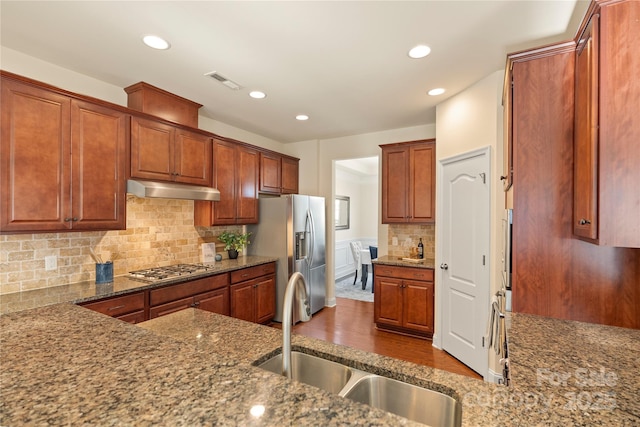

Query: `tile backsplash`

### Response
(387, 224, 435, 258)
(0, 196, 240, 294)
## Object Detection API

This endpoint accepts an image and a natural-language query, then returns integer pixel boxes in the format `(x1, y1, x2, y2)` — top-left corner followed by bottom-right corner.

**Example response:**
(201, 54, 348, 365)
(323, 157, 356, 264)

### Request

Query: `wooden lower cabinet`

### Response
(230, 262, 276, 324)
(80, 263, 276, 324)
(149, 274, 230, 319)
(374, 265, 434, 338)
(80, 292, 146, 324)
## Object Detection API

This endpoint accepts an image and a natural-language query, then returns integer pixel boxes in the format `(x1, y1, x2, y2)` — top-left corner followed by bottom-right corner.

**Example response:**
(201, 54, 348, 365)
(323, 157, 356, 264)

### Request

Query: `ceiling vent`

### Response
(204, 71, 242, 90)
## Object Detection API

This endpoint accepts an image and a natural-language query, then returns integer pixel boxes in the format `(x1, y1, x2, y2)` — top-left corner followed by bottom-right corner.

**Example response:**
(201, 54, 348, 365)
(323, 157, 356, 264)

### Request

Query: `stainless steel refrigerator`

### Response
(247, 195, 326, 323)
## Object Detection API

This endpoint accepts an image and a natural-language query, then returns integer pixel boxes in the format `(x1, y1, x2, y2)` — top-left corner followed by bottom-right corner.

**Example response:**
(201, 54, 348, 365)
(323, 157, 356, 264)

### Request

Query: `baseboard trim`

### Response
(485, 368, 504, 384)
(326, 297, 336, 307)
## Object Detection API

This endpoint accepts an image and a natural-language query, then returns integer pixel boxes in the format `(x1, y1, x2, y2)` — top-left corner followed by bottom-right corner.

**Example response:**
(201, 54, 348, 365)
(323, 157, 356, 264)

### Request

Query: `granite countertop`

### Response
(0, 255, 278, 315)
(2, 301, 638, 426)
(373, 255, 435, 269)
(507, 312, 640, 425)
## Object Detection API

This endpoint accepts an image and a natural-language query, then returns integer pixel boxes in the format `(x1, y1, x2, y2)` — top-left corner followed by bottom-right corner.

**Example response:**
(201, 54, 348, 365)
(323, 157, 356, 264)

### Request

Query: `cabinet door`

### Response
(236, 145, 259, 223)
(174, 128, 212, 186)
(71, 100, 127, 230)
(255, 275, 276, 324)
(196, 287, 230, 316)
(149, 296, 194, 319)
(281, 157, 299, 194)
(130, 116, 174, 181)
(210, 139, 238, 225)
(381, 146, 409, 223)
(409, 143, 435, 223)
(374, 276, 403, 327)
(1, 78, 72, 232)
(230, 281, 255, 322)
(573, 15, 599, 240)
(259, 152, 281, 193)
(402, 280, 434, 334)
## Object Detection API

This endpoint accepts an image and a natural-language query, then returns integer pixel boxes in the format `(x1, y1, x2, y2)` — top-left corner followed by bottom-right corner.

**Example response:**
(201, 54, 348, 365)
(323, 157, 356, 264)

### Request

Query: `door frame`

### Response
(433, 146, 491, 369)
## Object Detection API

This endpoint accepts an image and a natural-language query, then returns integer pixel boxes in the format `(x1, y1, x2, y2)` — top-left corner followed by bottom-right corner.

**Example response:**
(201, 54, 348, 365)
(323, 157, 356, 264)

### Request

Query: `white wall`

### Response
(335, 168, 377, 241)
(434, 69, 505, 379)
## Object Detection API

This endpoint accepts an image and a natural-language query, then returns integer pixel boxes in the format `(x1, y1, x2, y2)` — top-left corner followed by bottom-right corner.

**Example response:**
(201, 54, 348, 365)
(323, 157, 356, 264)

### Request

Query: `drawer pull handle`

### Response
(108, 305, 126, 311)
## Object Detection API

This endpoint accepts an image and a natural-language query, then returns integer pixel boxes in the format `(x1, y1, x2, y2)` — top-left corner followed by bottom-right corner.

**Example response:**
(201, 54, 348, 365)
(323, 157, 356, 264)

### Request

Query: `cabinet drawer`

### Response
(230, 262, 276, 284)
(150, 274, 229, 306)
(81, 292, 145, 317)
(375, 265, 433, 282)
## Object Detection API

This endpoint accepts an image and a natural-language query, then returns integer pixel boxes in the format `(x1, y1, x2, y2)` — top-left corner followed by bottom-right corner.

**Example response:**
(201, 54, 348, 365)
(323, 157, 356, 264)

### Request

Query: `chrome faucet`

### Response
(282, 272, 312, 378)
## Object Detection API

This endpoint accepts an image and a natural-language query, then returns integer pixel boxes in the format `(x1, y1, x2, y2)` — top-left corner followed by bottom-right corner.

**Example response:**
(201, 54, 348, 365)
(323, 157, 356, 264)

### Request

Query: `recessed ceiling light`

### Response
(408, 45, 431, 59)
(296, 114, 309, 121)
(142, 35, 170, 50)
(249, 91, 266, 99)
(428, 88, 446, 96)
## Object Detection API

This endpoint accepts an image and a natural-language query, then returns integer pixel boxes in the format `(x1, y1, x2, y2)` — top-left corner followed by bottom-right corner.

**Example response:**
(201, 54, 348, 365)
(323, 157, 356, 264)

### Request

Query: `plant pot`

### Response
(227, 249, 239, 259)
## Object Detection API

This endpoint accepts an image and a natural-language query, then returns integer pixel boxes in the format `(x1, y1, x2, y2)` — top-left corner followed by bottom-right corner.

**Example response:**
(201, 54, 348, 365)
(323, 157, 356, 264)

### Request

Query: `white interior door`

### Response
(438, 147, 490, 376)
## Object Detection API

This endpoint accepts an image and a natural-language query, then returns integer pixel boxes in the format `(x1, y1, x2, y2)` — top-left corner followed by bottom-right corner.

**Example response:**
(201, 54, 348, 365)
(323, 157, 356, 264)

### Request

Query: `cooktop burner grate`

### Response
(128, 263, 216, 282)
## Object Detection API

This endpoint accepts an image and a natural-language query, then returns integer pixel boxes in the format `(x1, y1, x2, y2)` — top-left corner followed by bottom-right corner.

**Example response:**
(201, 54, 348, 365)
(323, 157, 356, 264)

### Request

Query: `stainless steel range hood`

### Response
(127, 179, 220, 201)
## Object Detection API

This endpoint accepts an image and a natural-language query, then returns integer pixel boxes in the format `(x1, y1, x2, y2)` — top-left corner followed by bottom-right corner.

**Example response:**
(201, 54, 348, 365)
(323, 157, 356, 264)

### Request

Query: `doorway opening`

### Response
(333, 156, 378, 303)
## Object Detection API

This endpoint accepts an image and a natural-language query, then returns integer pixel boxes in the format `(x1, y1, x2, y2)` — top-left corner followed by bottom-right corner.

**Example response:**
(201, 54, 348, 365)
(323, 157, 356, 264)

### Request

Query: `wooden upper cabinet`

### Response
(381, 139, 435, 224)
(70, 100, 128, 230)
(573, 14, 599, 241)
(573, 1, 640, 247)
(281, 157, 299, 194)
(259, 152, 299, 195)
(194, 138, 258, 226)
(259, 152, 282, 193)
(130, 116, 212, 187)
(1, 75, 127, 233)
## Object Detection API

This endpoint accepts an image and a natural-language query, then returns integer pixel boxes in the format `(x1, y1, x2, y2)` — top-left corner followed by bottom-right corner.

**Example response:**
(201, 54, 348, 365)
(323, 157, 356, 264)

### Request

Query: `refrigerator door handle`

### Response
(307, 209, 315, 266)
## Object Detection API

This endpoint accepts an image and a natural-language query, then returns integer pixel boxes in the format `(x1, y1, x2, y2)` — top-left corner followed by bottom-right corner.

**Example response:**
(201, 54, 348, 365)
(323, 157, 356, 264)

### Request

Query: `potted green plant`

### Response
(217, 231, 251, 259)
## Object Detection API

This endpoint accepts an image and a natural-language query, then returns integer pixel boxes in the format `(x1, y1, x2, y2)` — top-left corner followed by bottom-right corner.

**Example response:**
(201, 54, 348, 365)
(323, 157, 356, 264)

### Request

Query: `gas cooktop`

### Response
(128, 263, 216, 282)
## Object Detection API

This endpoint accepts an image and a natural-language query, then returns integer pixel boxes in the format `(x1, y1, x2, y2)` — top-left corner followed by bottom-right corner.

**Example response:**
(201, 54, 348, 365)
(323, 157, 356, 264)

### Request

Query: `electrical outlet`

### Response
(392, 237, 398, 246)
(45, 255, 57, 271)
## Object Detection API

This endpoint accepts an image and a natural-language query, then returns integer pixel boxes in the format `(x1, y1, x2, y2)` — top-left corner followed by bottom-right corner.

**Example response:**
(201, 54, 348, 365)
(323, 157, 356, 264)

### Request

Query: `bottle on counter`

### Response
(418, 238, 424, 259)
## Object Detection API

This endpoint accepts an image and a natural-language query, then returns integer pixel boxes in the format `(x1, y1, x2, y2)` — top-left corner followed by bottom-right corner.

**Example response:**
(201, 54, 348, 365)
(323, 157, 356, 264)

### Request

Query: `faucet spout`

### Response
(282, 272, 311, 378)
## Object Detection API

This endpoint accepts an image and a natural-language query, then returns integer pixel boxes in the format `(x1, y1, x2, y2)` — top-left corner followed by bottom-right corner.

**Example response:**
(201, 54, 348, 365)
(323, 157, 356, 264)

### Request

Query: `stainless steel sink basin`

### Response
(341, 375, 462, 427)
(257, 350, 461, 427)
(258, 351, 353, 394)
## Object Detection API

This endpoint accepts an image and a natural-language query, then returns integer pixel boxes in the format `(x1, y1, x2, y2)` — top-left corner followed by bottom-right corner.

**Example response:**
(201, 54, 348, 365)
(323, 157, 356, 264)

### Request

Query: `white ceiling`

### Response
(0, 1, 588, 143)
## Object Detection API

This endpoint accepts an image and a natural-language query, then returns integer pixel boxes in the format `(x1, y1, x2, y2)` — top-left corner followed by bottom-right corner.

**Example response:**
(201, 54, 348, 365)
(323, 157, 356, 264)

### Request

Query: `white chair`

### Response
(349, 241, 372, 289)
(349, 241, 363, 285)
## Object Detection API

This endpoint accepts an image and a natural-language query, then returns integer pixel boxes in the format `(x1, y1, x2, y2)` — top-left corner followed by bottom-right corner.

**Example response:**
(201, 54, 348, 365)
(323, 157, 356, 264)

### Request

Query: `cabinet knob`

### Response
(72, 217, 78, 222)
(440, 263, 449, 270)
(578, 218, 591, 225)
(64, 217, 71, 222)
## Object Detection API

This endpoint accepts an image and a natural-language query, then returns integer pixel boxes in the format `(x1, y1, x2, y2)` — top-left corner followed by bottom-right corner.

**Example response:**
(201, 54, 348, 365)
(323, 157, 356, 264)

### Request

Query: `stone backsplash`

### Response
(0, 196, 240, 294)
(387, 223, 435, 258)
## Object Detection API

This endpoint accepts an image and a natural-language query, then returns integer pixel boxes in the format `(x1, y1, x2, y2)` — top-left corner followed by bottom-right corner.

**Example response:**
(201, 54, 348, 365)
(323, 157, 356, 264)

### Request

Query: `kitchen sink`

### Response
(341, 374, 462, 427)
(257, 350, 462, 427)
(258, 351, 354, 394)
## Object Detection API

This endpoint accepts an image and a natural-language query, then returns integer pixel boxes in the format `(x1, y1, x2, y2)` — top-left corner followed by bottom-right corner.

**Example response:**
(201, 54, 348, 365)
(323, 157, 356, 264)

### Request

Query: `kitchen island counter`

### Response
(2, 302, 638, 426)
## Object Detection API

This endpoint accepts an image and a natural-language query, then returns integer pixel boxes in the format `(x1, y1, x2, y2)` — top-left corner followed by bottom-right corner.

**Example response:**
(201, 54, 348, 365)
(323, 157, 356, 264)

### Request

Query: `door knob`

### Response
(440, 263, 448, 270)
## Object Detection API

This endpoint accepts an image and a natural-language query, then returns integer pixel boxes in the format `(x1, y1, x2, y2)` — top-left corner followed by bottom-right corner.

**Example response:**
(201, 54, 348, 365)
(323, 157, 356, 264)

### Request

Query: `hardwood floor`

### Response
(281, 297, 482, 380)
